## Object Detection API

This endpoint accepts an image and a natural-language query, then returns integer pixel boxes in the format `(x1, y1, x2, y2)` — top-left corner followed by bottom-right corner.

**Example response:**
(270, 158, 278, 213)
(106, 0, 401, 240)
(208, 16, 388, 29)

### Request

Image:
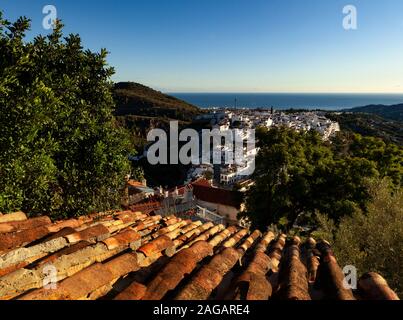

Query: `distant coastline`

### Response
(169, 93, 403, 110)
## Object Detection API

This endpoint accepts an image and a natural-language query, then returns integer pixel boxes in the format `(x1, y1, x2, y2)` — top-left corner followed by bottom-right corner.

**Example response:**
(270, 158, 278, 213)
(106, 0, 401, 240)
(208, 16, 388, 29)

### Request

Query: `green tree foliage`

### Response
(327, 112, 403, 147)
(332, 132, 403, 188)
(0, 13, 133, 219)
(314, 179, 403, 296)
(242, 126, 402, 230)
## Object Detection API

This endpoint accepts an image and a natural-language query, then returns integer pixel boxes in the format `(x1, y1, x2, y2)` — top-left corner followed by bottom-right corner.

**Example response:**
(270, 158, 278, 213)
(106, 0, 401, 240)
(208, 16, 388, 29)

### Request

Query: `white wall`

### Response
(196, 199, 239, 225)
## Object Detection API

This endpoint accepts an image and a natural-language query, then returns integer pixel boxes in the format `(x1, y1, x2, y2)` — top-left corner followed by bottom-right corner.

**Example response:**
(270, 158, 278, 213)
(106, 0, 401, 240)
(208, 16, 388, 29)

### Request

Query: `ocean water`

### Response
(169, 93, 403, 110)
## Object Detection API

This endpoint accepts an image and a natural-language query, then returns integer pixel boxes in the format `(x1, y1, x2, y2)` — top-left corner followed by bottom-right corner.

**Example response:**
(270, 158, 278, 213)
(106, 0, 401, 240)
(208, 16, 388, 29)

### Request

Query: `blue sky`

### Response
(2, 0, 403, 93)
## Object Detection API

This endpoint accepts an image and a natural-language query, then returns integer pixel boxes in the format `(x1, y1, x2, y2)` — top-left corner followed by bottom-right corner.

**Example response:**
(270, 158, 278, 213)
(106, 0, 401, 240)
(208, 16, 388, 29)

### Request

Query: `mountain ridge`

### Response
(113, 82, 201, 122)
(345, 103, 403, 122)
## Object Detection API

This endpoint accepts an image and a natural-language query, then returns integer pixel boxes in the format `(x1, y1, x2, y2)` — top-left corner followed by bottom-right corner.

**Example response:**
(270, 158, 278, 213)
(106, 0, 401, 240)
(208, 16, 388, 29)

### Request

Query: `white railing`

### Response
(155, 201, 225, 225)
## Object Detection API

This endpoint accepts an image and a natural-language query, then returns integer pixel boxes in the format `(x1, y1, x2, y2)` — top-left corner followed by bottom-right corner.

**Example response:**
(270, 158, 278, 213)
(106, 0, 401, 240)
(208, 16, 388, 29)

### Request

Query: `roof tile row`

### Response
(0, 211, 399, 301)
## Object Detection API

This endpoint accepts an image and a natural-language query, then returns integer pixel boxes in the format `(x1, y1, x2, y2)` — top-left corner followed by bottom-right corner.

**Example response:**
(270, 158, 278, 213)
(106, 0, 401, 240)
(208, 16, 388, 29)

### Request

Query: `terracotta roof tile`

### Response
(307, 255, 320, 284)
(32, 241, 92, 268)
(116, 211, 147, 224)
(222, 229, 249, 248)
(174, 230, 261, 300)
(238, 230, 262, 253)
(208, 226, 237, 247)
(267, 233, 287, 271)
(127, 180, 145, 188)
(358, 272, 399, 300)
(114, 281, 147, 300)
(46, 219, 83, 233)
(316, 241, 355, 300)
(176, 222, 215, 251)
(255, 231, 275, 253)
(138, 235, 173, 257)
(0, 212, 27, 223)
(65, 224, 110, 244)
(0, 235, 69, 274)
(174, 247, 242, 300)
(0, 261, 29, 278)
(133, 216, 161, 232)
(21, 253, 139, 300)
(102, 229, 141, 250)
(231, 269, 273, 300)
(154, 220, 189, 238)
(142, 241, 214, 300)
(0, 216, 51, 234)
(0, 211, 398, 301)
(223, 232, 274, 300)
(173, 221, 203, 247)
(0, 225, 51, 252)
(276, 237, 311, 300)
(182, 224, 224, 250)
(191, 178, 212, 187)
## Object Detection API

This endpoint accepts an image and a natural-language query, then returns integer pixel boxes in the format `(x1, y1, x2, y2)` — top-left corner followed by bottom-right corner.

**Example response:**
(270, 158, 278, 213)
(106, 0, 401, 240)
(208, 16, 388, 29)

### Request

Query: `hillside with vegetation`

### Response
(327, 112, 403, 146)
(113, 82, 200, 121)
(346, 103, 403, 122)
(112, 83, 204, 187)
(314, 179, 403, 296)
(113, 82, 202, 151)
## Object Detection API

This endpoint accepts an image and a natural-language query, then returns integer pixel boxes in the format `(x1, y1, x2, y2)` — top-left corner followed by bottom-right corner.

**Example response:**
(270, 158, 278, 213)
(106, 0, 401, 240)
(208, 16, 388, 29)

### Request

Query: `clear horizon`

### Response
(168, 92, 403, 109)
(3, 0, 403, 93)
(166, 91, 403, 95)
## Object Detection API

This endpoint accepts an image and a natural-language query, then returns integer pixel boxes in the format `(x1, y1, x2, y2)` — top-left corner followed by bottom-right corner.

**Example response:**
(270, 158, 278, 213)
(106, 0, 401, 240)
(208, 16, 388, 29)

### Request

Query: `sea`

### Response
(169, 93, 403, 111)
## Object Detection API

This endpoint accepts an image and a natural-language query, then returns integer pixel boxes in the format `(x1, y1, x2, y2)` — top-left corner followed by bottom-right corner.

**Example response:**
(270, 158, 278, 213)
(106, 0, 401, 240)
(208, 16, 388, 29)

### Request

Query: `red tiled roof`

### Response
(192, 184, 242, 208)
(127, 180, 144, 188)
(0, 211, 399, 301)
(127, 200, 162, 215)
(191, 178, 212, 187)
(166, 179, 211, 197)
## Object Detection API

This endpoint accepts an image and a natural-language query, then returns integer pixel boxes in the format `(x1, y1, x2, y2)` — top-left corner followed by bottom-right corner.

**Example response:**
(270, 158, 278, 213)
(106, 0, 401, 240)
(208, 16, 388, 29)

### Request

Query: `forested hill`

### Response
(346, 103, 403, 122)
(113, 82, 201, 122)
(327, 113, 403, 146)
